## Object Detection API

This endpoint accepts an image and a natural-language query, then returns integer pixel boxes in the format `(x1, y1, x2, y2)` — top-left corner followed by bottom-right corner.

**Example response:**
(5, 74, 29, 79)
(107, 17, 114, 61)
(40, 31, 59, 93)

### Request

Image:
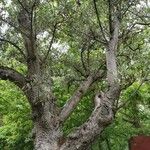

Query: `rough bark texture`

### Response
(60, 95, 113, 150)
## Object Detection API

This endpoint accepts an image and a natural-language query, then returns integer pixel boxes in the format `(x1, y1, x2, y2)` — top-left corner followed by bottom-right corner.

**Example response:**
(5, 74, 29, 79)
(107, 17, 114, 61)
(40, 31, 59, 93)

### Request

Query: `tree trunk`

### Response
(24, 70, 62, 150)
(30, 97, 62, 150)
(34, 124, 61, 150)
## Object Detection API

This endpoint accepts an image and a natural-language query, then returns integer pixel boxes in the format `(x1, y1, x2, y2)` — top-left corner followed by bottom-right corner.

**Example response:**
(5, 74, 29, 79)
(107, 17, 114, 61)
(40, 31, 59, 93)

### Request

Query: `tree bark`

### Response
(34, 120, 61, 150)
(26, 74, 63, 150)
(60, 91, 119, 150)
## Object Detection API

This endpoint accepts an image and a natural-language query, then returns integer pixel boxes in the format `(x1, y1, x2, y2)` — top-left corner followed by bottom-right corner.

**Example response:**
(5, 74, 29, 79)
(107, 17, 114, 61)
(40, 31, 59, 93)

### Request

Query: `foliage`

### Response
(0, 80, 150, 149)
(95, 82, 150, 150)
(0, 81, 33, 150)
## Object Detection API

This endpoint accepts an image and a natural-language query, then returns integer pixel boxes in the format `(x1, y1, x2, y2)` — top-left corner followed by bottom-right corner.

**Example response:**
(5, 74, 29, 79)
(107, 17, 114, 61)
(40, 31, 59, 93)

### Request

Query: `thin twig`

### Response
(0, 17, 28, 37)
(93, 0, 107, 42)
(42, 24, 57, 63)
(0, 38, 26, 59)
(17, 0, 29, 13)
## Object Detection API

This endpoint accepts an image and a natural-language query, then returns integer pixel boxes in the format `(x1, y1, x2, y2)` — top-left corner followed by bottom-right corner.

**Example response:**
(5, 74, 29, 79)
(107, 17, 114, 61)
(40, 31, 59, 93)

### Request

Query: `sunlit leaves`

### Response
(0, 81, 33, 149)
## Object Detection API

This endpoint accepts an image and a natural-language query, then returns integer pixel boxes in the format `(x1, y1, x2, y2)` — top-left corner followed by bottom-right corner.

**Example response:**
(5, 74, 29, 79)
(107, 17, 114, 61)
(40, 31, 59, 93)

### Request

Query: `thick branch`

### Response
(60, 71, 105, 122)
(106, 15, 120, 88)
(0, 66, 26, 89)
(60, 93, 115, 150)
(18, 3, 40, 75)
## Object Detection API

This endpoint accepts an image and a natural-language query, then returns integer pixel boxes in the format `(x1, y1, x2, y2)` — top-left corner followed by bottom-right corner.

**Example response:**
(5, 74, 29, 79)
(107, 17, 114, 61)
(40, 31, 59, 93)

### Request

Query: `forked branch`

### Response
(60, 70, 105, 122)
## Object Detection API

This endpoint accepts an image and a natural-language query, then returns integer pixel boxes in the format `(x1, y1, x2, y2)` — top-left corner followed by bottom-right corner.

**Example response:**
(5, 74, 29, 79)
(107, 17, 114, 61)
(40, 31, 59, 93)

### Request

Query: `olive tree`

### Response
(0, 0, 149, 149)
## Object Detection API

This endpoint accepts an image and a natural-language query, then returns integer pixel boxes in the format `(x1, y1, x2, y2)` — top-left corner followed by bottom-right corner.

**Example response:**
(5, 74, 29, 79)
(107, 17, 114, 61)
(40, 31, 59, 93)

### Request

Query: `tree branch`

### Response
(17, 0, 29, 13)
(80, 41, 96, 74)
(0, 38, 26, 59)
(0, 17, 28, 37)
(93, 0, 107, 42)
(0, 66, 26, 89)
(42, 23, 57, 63)
(106, 16, 120, 89)
(60, 92, 114, 150)
(73, 65, 86, 77)
(59, 71, 105, 122)
(135, 22, 150, 26)
(80, 48, 87, 73)
(17, 3, 40, 75)
(107, 0, 113, 34)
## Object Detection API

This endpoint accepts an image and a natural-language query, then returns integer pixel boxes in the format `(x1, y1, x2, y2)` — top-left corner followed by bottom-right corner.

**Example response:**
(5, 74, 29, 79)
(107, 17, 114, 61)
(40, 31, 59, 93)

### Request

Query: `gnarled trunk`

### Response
(29, 94, 62, 150)
(34, 123, 61, 150)
(26, 76, 62, 150)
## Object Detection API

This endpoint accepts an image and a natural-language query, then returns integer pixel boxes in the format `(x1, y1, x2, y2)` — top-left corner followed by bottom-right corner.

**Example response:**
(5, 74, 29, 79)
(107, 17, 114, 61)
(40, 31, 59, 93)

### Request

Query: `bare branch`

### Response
(17, 0, 29, 13)
(60, 71, 105, 122)
(135, 22, 150, 26)
(42, 23, 57, 63)
(107, 0, 113, 34)
(80, 48, 87, 73)
(0, 17, 28, 37)
(104, 6, 122, 109)
(81, 41, 95, 74)
(87, 49, 90, 69)
(0, 66, 26, 89)
(17, 4, 40, 74)
(30, 0, 40, 40)
(106, 16, 120, 89)
(0, 38, 26, 59)
(73, 65, 86, 77)
(93, 0, 107, 42)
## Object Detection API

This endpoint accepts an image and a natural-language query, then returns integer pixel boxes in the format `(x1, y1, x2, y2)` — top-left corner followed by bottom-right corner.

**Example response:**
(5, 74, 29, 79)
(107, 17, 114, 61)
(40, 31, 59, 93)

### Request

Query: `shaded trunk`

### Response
(25, 71, 62, 150)
(30, 94, 62, 150)
(34, 124, 61, 150)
